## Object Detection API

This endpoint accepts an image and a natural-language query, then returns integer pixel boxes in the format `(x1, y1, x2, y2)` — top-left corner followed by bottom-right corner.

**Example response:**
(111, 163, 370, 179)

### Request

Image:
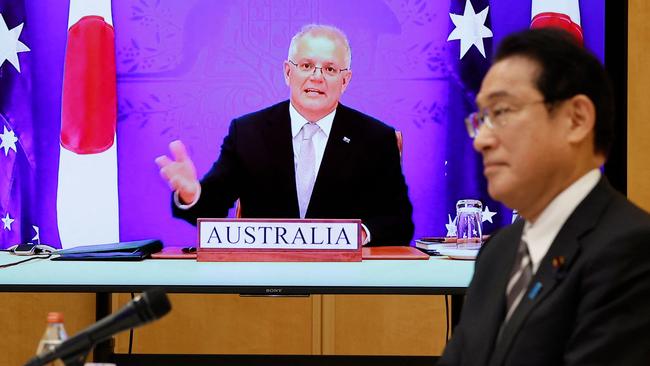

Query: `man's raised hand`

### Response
(155, 140, 200, 204)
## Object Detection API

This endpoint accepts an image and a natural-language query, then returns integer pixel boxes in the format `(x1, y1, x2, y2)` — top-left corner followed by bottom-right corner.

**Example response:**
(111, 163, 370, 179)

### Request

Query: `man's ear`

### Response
(283, 61, 291, 86)
(340, 70, 352, 93)
(565, 94, 596, 145)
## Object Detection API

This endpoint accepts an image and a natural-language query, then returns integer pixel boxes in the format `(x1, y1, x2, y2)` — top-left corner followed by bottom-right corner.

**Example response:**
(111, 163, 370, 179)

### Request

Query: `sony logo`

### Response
(265, 288, 283, 294)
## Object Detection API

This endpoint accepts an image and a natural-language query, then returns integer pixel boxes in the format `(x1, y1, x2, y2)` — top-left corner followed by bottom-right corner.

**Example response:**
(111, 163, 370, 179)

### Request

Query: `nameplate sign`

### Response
(197, 218, 362, 262)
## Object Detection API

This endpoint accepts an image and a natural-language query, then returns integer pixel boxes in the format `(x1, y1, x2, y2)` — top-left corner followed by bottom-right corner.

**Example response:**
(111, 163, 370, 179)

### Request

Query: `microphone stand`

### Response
(26, 289, 170, 366)
(61, 347, 92, 366)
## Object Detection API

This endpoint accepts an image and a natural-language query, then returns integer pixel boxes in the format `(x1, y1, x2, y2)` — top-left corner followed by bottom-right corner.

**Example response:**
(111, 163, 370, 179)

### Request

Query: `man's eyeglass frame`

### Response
(464, 100, 550, 139)
(288, 60, 349, 78)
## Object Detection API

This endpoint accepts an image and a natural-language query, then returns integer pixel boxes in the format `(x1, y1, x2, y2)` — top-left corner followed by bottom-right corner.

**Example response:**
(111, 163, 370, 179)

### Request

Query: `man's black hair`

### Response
(495, 28, 615, 156)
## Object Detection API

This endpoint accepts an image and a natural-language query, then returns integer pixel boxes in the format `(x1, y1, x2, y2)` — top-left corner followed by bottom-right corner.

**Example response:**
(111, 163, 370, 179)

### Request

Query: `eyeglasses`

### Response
(464, 100, 547, 139)
(288, 60, 349, 78)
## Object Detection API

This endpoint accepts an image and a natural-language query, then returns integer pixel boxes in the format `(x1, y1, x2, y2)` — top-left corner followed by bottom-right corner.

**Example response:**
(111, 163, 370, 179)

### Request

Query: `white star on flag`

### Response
(0, 13, 31, 73)
(447, 0, 493, 59)
(0, 126, 18, 156)
(445, 214, 457, 237)
(2, 213, 14, 230)
(482, 205, 497, 223)
(31, 225, 40, 244)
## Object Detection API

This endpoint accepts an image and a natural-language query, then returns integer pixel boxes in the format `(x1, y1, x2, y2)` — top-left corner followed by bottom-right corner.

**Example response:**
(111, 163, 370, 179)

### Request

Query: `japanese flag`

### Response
(531, 0, 583, 44)
(57, 0, 119, 248)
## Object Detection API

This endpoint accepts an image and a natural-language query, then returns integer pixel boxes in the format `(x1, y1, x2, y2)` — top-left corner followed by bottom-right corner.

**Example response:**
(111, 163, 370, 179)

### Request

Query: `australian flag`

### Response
(1, 1, 41, 248)
(0, 0, 68, 249)
(444, 0, 511, 234)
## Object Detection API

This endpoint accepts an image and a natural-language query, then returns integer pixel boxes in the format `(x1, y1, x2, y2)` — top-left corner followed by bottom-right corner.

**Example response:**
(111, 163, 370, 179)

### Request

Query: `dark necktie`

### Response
(504, 238, 533, 322)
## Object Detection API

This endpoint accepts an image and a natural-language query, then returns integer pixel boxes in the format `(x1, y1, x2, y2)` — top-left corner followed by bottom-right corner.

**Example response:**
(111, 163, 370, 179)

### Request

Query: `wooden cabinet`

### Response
(112, 293, 448, 356)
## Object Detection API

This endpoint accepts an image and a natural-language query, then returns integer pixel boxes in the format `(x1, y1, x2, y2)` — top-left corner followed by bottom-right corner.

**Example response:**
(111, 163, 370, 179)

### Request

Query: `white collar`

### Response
(289, 103, 335, 138)
(522, 169, 601, 272)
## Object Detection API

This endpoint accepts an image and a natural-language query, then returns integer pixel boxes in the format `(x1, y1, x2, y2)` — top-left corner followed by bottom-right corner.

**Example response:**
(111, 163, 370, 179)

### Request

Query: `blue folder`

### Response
(52, 239, 163, 261)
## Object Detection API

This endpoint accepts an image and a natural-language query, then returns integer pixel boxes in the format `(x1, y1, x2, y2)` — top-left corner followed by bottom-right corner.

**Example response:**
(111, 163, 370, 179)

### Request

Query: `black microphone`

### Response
(24, 288, 171, 366)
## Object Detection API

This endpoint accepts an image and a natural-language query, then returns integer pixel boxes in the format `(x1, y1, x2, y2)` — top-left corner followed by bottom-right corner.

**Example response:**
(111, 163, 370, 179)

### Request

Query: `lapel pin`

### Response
(343, 136, 350, 143)
(527, 281, 543, 300)
(552, 255, 567, 280)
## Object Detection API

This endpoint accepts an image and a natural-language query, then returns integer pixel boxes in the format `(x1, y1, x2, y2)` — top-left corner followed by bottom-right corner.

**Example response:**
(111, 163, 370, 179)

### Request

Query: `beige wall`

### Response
(628, 0, 650, 211)
(0, 293, 96, 365)
(3, 4, 650, 365)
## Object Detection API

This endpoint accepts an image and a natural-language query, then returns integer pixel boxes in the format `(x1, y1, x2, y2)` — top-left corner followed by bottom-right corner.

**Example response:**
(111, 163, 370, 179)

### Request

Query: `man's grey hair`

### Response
(287, 24, 352, 69)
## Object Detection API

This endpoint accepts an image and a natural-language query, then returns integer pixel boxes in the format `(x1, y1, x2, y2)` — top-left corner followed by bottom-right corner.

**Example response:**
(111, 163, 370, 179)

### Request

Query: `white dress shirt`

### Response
(522, 169, 601, 273)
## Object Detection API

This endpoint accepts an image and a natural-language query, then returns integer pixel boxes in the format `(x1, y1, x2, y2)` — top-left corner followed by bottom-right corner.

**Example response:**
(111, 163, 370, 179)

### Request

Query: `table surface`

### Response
(0, 253, 474, 294)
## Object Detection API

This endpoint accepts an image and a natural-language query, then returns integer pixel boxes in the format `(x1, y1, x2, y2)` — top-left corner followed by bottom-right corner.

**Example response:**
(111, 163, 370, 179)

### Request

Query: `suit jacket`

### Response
(439, 178, 650, 366)
(173, 100, 414, 245)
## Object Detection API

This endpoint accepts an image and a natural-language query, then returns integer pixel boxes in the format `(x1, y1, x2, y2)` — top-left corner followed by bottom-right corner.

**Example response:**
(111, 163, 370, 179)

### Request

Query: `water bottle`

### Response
(35, 312, 68, 366)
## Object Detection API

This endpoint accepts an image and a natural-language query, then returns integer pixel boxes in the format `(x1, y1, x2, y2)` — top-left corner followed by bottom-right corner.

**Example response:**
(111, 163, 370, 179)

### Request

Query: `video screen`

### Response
(0, 0, 604, 249)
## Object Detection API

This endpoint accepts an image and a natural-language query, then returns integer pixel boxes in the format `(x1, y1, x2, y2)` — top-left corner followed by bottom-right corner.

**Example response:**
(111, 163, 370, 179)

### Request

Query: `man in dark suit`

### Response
(155, 24, 413, 246)
(439, 29, 650, 365)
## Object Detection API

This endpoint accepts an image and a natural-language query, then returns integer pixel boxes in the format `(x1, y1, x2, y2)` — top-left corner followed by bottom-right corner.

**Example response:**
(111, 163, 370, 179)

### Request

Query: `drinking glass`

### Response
(455, 199, 483, 249)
